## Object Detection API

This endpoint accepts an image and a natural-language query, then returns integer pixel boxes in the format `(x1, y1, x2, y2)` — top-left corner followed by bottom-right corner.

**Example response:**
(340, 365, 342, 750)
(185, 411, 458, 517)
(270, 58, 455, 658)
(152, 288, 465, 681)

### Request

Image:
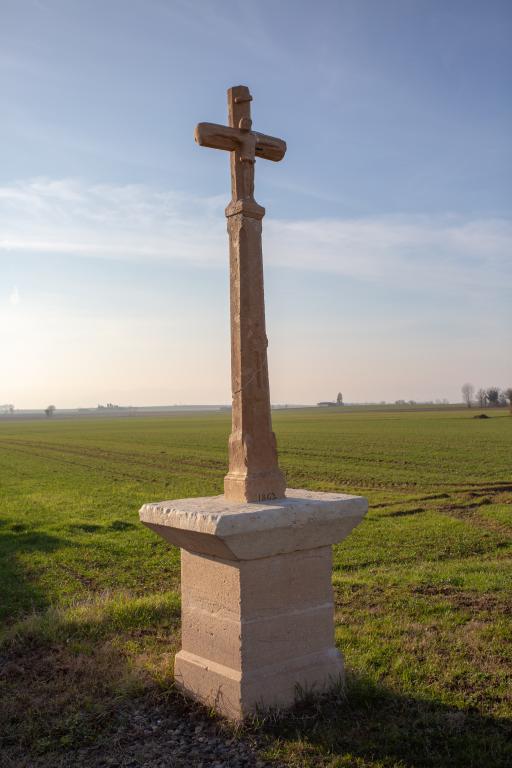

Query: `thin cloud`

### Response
(1, 178, 510, 297)
(9, 286, 20, 306)
(265, 215, 512, 294)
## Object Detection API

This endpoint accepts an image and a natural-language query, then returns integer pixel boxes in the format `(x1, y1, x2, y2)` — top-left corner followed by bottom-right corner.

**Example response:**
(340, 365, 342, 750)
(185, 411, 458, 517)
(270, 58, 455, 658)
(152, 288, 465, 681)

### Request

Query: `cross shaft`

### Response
(195, 85, 286, 502)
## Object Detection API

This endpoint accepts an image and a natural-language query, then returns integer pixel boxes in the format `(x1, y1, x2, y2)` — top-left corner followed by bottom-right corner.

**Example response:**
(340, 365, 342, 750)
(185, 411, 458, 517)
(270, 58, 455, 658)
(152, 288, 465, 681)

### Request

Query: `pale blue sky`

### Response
(1, 0, 511, 407)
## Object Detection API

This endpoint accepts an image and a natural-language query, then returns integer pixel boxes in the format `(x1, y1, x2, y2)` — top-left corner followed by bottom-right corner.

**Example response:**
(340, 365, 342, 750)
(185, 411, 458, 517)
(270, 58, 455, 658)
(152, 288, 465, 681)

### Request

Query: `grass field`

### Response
(1, 408, 511, 767)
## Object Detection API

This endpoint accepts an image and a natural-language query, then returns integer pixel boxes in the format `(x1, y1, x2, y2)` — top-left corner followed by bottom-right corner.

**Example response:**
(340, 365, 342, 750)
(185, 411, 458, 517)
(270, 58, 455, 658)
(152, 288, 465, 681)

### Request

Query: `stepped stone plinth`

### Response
(140, 489, 367, 719)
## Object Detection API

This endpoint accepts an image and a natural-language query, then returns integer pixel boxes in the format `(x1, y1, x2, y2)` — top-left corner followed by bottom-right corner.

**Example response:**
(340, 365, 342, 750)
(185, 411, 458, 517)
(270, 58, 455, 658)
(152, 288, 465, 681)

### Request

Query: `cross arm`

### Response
(195, 122, 286, 162)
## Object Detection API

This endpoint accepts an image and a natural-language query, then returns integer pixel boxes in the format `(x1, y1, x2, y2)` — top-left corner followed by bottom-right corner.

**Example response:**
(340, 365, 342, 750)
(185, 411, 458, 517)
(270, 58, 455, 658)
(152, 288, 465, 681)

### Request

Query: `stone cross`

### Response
(139, 87, 368, 719)
(195, 85, 286, 503)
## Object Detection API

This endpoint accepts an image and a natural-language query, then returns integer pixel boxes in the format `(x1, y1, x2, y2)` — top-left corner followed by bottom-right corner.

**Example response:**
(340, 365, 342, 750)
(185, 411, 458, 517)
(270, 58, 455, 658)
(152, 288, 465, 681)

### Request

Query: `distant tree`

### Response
(476, 388, 487, 408)
(44, 404, 56, 417)
(486, 388, 500, 407)
(336, 392, 343, 405)
(504, 388, 512, 413)
(461, 383, 474, 408)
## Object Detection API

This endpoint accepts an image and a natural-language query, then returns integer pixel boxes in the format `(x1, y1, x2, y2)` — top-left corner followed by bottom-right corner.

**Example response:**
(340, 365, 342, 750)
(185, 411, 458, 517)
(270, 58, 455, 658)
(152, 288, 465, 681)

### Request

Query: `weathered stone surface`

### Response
(138, 84, 369, 721)
(174, 647, 343, 721)
(140, 489, 367, 718)
(195, 85, 286, 503)
(173, 546, 345, 719)
(139, 488, 367, 560)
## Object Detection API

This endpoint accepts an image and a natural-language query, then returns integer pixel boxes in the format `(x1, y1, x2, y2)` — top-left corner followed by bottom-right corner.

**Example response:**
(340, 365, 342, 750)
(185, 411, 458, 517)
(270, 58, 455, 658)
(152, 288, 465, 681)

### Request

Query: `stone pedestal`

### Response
(140, 488, 367, 720)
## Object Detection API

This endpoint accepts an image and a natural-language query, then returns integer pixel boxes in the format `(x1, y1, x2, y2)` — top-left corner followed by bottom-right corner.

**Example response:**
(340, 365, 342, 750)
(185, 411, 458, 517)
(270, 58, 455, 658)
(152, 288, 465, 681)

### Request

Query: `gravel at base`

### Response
(15, 697, 285, 768)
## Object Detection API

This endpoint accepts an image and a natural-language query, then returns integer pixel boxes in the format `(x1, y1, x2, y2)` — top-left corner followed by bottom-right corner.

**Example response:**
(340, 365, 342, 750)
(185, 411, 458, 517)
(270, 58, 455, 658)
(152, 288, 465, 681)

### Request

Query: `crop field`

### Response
(0, 408, 511, 767)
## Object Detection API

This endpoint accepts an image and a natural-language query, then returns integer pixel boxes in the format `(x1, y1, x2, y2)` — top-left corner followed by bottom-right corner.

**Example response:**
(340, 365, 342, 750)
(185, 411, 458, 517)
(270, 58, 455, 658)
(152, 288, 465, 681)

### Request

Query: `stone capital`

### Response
(225, 199, 265, 219)
(139, 488, 367, 561)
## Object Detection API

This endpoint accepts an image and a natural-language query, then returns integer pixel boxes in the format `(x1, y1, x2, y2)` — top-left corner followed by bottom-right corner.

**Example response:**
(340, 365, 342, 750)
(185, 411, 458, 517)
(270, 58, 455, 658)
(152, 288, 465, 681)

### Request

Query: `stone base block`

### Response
(139, 488, 367, 720)
(174, 647, 344, 720)
(176, 546, 340, 718)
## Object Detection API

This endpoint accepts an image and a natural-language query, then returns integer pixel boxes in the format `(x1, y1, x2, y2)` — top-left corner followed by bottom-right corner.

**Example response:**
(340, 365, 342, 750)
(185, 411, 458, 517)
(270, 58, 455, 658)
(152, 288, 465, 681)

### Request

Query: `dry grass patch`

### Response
(0, 591, 181, 762)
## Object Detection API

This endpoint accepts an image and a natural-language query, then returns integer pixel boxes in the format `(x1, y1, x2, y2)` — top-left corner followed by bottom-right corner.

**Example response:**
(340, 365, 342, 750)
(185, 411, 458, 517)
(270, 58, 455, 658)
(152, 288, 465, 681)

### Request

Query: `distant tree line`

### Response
(461, 383, 512, 411)
(394, 398, 449, 406)
(317, 393, 344, 407)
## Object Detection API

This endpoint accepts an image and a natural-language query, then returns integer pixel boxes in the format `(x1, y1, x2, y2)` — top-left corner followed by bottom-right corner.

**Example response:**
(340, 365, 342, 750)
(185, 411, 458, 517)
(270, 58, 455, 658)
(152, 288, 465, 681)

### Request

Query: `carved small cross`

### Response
(195, 86, 287, 503)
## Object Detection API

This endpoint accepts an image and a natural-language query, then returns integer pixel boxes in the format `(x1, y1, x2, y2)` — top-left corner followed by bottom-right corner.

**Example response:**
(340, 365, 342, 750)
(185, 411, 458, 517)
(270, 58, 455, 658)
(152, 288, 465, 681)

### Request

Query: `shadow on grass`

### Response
(0, 527, 69, 623)
(0, 591, 183, 767)
(66, 520, 135, 533)
(384, 506, 426, 518)
(1, 624, 510, 768)
(258, 672, 512, 768)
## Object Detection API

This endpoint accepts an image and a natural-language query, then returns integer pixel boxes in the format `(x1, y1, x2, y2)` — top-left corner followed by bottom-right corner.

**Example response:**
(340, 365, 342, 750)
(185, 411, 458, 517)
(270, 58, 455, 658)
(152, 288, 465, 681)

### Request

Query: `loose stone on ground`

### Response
(19, 696, 284, 768)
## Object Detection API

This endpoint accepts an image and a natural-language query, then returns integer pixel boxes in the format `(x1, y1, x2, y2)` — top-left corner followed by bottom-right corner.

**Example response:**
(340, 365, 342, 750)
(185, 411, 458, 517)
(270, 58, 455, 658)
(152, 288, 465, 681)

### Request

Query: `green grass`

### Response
(0, 408, 511, 766)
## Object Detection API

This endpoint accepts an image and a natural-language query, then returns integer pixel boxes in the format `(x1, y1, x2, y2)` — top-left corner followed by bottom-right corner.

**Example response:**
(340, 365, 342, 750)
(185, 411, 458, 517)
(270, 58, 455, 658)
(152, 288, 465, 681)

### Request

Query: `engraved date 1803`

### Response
(257, 492, 277, 501)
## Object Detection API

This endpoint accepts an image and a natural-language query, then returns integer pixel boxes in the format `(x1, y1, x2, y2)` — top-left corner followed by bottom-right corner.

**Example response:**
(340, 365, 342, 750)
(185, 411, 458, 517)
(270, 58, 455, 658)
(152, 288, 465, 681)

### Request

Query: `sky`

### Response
(1, 0, 511, 408)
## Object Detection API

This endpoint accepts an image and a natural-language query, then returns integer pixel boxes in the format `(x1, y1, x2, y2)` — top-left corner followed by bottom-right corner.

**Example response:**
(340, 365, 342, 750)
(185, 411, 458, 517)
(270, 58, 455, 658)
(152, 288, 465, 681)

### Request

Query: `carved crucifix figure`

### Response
(195, 85, 286, 502)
